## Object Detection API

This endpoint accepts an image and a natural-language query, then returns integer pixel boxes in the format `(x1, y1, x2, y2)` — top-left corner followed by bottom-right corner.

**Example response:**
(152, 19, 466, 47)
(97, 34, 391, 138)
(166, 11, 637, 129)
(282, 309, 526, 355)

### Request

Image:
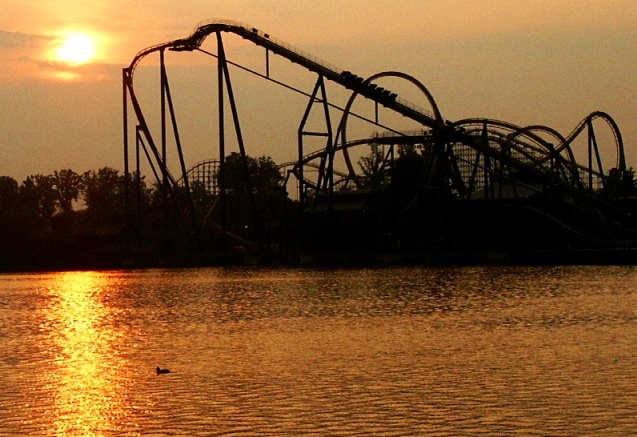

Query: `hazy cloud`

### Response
(0, 29, 52, 50)
(33, 59, 121, 82)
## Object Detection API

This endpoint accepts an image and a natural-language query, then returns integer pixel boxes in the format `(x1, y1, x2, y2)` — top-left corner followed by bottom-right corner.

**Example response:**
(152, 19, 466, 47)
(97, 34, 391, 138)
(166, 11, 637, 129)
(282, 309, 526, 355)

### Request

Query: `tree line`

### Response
(0, 167, 149, 270)
(0, 155, 290, 271)
(0, 167, 144, 231)
(5, 147, 633, 271)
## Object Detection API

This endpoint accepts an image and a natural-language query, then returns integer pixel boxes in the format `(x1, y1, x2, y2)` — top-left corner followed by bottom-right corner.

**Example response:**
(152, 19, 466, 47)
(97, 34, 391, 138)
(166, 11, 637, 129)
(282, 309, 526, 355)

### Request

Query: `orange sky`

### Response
(1, 0, 636, 180)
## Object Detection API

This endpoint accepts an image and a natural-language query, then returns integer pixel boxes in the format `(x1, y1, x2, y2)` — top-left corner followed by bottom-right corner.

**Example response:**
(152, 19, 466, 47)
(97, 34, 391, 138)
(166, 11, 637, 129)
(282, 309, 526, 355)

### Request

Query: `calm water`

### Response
(0, 266, 635, 436)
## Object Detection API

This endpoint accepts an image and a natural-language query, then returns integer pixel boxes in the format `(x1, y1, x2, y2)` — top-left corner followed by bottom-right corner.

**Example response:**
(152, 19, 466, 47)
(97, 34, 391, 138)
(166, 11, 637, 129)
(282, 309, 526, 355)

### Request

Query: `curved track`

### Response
(124, 19, 626, 195)
(123, 20, 635, 255)
(125, 20, 441, 127)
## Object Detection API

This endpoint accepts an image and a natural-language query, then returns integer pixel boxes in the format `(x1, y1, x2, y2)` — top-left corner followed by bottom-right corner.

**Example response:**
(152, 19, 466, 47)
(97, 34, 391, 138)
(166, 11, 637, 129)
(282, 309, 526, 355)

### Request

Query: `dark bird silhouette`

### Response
(156, 366, 171, 375)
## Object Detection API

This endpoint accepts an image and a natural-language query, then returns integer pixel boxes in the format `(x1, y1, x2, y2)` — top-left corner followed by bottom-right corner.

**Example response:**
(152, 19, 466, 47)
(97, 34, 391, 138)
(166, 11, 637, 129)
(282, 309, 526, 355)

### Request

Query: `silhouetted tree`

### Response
(53, 169, 83, 214)
(391, 145, 426, 209)
(0, 177, 24, 264)
(19, 175, 57, 233)
(83, 167, 124, 220)
(358, 144, 387, 189)
(124, 170, 154, 213)
(28, 175, 57, 218)
(0, 176, 20, 230)
(189, 180, 215, 215)
(0, 176, 19, 210)
(216, 153, 286, 238)
(222, 153, 284, 198)
(610, 167, 637, 197)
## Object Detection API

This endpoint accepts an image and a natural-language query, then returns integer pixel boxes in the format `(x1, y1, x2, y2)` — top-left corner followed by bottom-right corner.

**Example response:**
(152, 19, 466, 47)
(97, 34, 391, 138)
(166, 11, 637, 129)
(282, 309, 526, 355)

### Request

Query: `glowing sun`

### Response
(57, 33, 96, 65)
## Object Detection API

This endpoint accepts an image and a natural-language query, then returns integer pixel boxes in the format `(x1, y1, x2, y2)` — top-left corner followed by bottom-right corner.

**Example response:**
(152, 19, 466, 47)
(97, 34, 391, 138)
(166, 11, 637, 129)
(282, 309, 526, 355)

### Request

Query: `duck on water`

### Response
(156, 366, 171, 375)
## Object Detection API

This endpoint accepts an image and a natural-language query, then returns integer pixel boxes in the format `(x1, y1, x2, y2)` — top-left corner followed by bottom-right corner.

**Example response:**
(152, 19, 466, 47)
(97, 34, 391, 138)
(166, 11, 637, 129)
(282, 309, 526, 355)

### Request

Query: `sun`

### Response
(57, 33, 96, 65)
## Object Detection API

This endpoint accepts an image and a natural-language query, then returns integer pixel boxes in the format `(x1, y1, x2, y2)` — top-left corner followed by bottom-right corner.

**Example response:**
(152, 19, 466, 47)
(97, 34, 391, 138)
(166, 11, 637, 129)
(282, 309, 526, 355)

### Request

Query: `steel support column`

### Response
(161, 56, 201, 246)
(298, 75, 333, 206)
(217, 32, 227, 256)
(588, 121, 605, 191)
(217, 32, 261, 246)
(122, 69, 130, 237)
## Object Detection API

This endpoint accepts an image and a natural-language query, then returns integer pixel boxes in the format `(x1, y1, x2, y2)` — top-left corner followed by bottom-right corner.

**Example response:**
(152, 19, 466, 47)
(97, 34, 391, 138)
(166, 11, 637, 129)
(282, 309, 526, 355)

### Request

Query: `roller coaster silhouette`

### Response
(122, 20, 637, 264)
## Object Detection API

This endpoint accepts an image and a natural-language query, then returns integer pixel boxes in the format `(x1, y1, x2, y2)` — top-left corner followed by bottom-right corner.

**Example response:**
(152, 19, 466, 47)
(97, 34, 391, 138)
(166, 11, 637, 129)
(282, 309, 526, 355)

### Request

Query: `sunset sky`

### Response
(1, 0, 636, 181)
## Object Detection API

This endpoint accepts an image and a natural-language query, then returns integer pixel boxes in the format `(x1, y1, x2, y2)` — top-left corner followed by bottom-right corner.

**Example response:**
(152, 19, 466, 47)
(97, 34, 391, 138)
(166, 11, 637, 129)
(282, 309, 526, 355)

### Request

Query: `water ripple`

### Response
(0, 266, 635, 435)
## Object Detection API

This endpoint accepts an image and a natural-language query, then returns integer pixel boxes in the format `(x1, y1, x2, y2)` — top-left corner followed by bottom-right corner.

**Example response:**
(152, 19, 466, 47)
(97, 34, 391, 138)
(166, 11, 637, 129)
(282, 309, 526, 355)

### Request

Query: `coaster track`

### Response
(123, 20, 634, 255)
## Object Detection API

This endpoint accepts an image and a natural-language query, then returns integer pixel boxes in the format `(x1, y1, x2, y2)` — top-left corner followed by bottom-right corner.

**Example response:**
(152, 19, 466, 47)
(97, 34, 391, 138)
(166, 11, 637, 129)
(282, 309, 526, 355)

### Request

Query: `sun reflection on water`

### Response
(42, 271, 130, 436)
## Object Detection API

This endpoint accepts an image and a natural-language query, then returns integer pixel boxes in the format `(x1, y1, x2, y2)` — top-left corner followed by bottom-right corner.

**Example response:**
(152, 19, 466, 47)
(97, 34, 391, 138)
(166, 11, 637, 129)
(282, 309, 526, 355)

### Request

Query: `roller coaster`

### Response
(122, 20, 637, 264)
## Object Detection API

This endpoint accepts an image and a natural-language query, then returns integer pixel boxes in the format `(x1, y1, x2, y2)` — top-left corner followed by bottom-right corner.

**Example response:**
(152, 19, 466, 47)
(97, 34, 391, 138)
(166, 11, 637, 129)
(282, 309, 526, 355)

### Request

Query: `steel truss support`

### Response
(123, 58, 196, 251)
(123, 31, 266, 256)
(297, 75, 333, 206)
(588, 120, 606, 193)
(160, 50, 202, 248)
(123, 69, 130, 235)
(216, 32, 261, 247)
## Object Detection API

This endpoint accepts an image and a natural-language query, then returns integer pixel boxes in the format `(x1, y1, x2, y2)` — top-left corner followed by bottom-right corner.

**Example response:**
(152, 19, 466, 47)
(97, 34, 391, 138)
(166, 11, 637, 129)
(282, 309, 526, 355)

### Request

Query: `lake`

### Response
(0, 266, 635, 436)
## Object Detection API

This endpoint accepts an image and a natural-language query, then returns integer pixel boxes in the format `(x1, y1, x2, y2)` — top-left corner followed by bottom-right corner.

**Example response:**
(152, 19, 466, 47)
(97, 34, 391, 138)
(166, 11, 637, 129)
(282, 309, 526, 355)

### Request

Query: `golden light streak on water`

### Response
(1, 266, 634, 435)
(40, 271, 130, 436)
